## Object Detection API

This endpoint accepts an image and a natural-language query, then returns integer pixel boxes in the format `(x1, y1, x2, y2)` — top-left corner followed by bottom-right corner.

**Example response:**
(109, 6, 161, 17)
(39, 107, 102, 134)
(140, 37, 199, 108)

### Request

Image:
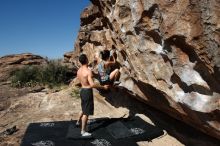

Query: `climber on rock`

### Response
(98, 49, 120, 86)
(76, 54, 109, 138)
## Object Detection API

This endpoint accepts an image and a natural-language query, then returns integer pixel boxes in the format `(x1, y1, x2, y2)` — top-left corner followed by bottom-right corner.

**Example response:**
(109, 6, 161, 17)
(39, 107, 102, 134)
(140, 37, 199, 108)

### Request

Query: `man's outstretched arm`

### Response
(87, 70, 109, 90)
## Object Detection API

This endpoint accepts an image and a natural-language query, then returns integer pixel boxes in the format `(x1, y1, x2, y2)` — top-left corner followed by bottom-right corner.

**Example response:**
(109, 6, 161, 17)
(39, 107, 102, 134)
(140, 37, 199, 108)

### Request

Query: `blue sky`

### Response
(0, 0, 90, 59)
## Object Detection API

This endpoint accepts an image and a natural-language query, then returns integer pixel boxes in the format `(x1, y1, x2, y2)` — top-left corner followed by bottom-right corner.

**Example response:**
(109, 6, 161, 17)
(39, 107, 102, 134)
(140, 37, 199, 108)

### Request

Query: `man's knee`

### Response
(82, 114, 88, 118)
(114, 68, 119, 73)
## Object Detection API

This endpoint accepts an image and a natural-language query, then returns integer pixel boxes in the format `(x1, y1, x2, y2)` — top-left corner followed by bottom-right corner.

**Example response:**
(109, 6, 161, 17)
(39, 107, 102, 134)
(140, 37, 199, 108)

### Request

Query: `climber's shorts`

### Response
(80, 88, 94, 116)
(99, 75, 113, 85)
(100, 79, 113, 85)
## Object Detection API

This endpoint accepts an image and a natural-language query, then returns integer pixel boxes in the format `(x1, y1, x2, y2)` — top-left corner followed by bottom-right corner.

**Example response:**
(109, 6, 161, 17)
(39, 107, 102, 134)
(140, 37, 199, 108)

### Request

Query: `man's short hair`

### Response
(79, 54, 88, 65)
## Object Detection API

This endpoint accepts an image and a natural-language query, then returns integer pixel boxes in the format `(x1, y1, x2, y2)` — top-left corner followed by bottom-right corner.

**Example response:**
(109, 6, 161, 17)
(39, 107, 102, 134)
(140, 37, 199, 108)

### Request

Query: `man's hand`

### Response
(103, 85, 110, 90)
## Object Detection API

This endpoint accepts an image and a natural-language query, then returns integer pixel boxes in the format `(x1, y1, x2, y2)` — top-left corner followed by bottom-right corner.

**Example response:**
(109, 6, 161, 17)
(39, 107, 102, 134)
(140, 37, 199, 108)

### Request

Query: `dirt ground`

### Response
(0, 84, 219, 146)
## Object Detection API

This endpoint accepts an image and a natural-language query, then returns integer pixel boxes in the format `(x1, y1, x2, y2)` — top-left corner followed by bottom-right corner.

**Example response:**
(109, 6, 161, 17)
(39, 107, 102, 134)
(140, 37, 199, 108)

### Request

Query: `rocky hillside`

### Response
(0, 53, 48, 82)
(66, 0, 220, 140)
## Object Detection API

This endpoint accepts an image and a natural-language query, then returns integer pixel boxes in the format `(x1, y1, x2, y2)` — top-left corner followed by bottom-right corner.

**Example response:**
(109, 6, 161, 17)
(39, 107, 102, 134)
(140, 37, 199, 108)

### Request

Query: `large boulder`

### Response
(70, 0, 220, 139)
(0, 53, 48, 82)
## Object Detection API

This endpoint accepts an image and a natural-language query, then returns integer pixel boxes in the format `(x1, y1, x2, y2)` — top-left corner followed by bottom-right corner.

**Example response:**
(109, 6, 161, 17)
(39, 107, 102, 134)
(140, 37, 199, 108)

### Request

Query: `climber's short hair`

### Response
(79, 54, 88, 65)
(100, 50, 110, 61)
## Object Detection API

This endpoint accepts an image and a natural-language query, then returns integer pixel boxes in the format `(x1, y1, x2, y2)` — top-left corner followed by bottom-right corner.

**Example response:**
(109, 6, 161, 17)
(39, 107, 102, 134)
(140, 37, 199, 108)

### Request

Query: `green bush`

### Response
(40, 60, 69, 86)
(11, 60, 70, 88)
(70, 87, 80, 99)
(11, 66, 40, 87)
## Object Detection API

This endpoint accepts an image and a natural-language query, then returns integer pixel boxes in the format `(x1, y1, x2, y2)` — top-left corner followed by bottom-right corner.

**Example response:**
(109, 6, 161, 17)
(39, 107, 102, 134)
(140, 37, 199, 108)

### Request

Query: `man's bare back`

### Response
(77, 66, 92, 88)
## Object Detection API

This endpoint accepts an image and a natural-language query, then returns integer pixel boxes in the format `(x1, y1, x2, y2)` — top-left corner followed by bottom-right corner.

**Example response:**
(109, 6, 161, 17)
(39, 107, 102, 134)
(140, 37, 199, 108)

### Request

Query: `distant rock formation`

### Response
(68, 0, 220, 139)
(0, 53, 48, 82)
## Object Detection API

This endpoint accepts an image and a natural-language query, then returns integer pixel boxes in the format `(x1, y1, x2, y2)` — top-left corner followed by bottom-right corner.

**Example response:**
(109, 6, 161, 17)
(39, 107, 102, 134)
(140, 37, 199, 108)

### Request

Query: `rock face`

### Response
(0, 53, 48, 82)
(70, 0, 220, 139)
(63, 51, 75, 63)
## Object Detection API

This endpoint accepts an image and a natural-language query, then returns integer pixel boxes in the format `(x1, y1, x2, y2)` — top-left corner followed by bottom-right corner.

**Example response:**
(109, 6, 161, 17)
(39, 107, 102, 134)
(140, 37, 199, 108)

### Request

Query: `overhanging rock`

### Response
(66, 0, 220, 140)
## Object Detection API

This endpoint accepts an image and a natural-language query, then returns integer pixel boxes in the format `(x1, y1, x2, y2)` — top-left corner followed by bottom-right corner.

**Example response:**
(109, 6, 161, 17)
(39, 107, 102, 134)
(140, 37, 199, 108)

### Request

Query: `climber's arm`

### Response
(106, 52, 116, 67)
(87, 70, 109, 89)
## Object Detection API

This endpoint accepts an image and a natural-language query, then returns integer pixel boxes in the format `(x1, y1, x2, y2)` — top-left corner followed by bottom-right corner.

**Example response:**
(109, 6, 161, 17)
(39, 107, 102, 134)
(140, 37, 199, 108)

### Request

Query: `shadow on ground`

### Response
(99, 87, 220, 146)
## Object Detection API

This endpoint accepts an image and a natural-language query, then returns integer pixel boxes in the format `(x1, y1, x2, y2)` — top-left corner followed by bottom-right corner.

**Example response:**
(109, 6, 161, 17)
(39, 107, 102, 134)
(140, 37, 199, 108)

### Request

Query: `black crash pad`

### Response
(106, 121, 133, 139)
(21, 116, 164, 146)
(66, 124, 93, 139)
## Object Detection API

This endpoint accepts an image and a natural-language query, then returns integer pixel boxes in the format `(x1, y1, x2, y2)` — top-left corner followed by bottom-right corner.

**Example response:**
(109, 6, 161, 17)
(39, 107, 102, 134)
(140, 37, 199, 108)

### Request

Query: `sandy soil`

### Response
(0, 85, 219, 146)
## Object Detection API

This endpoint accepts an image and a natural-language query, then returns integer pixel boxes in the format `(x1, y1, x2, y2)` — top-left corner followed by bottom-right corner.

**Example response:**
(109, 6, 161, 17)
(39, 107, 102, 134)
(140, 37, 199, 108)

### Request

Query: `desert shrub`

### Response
(11, 66, 41, 87)
(70, 87, 80, 99)
(11, 60, 71, 88)
(40, 60, 69, 86)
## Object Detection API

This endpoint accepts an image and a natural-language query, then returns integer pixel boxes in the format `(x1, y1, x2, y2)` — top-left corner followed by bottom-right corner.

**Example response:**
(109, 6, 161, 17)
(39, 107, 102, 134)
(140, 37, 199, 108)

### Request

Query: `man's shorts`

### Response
(80, 88, 94, 116)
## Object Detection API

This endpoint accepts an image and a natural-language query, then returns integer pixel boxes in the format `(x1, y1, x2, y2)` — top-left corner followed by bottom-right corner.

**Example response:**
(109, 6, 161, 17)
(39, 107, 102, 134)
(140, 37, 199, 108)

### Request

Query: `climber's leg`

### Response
(109, 69, 120, 81)
(109, 69, 120, 86)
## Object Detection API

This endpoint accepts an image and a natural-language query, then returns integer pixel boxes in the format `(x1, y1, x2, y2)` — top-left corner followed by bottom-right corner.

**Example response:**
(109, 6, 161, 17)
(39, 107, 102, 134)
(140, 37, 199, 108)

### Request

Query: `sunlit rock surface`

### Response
(67, 0, 220, 139)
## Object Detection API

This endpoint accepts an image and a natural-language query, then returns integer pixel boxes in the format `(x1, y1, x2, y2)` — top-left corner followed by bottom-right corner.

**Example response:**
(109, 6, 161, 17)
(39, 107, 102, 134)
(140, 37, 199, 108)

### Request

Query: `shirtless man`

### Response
(76, 54, 109, 137)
